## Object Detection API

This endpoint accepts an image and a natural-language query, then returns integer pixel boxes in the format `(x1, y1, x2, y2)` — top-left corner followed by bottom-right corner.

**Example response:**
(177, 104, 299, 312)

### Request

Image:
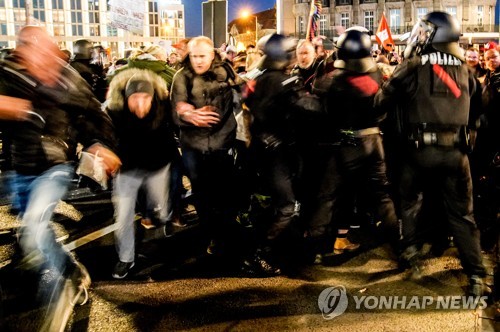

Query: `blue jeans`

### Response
(112, 163, 172, 263)
(14, 163, 75, 275)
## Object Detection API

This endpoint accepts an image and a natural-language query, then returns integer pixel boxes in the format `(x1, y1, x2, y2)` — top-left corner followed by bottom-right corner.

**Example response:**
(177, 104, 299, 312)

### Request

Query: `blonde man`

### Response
(170, 36, 242, 255)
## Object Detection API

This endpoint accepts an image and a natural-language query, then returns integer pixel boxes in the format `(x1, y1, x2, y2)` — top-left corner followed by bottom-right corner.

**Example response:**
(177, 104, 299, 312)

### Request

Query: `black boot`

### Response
(242, 247, 281, 277)
(400, 245, 423, 280)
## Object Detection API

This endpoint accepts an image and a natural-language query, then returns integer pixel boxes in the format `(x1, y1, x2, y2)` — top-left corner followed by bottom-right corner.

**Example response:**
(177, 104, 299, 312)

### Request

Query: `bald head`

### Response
(17, 26, 59, 52)
(15, 26, 64, 86)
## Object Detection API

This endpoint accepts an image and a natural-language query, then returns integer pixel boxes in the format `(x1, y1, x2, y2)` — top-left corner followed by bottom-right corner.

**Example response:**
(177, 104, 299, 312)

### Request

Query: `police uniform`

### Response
(307, 30, 400, 257)
(375, 17, 486, 283)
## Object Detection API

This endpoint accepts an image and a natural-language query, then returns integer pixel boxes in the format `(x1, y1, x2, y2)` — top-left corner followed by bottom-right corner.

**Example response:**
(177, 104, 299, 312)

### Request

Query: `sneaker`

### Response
(69, 261, 91, 306)
(112, 261, 135, 279)
(469, 275, 492, 297)
(333, 237, 360, 254)
(41, 262, 91, 332)
(251, 252, 282, 276)
(171, 216, 187, 228)
(140, 218, 156, 229)
(241, 253, 282, 277)
(409, 259, 423, 280)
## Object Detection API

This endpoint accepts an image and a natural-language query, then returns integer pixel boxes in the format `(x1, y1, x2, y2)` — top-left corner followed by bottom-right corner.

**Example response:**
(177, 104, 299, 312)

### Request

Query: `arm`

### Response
(70, 72, 121, 176)
(374, 59, 417, 112)
(0, 95, 32, 121)
(170, 70, 220, 128)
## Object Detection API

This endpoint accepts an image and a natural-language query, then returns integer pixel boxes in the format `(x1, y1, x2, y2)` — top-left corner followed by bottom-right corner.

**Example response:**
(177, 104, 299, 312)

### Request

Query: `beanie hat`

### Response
(125, 76, 154, 98)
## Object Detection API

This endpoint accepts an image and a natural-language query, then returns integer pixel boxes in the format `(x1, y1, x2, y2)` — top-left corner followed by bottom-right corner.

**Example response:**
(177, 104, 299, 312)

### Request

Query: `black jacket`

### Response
(0, 55, 117, 175)
(246, 66, 320, 149)
(70, 59, 108, 102)
(375, 51, 481, 130)
(308, 66, 385, 145)
(170, 59, 240, 152)
(106, 68, 177, 171)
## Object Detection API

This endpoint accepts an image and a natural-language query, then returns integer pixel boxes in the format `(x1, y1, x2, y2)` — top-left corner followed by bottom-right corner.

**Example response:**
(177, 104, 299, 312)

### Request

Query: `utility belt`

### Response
(338, 127, 381, 146)
(408, 124, 471, 151)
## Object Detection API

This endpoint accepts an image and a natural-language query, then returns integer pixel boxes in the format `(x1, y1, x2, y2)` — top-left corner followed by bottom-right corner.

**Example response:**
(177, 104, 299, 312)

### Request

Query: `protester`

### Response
(106, 68, 177, 279)
(0, 26, 120, 330)
(465, 47, 487, 80)
(109, 45, 176, 90)
(170, 36, 242, 255)
(290, 39, 320, 93)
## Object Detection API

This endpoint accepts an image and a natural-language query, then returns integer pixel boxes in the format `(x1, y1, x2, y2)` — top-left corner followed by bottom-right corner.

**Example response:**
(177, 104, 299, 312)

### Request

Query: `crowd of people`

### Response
(1, 11, 500, 329)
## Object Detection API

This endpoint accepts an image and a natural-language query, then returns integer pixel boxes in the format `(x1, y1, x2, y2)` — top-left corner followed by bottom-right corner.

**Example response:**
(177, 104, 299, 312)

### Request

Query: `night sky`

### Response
(183, 0, 276, 37)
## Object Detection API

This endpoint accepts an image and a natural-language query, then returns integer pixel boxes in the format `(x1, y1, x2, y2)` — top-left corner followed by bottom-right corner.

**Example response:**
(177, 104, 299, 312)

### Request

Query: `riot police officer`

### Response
(375, 11, 487, 296)
(243, 34, 320, 275)
(70, 39, 108, 102)
(306, 29, 400, 261)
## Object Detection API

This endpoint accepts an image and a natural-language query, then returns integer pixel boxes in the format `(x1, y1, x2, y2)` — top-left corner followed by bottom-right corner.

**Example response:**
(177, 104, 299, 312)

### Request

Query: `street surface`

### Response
(0, 191, 498, 332)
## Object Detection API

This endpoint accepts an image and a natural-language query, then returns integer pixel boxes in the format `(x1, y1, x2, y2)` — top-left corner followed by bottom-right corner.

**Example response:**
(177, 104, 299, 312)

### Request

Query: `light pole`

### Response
(241, 10, 258, 45)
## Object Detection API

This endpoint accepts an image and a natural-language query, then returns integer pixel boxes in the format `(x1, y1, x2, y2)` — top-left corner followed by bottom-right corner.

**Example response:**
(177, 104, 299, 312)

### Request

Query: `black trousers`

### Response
(399, 146, 486, 277)
(307, 134, 399, 243)
(181, 148, 236, 240)
(257, 145, 302, 242)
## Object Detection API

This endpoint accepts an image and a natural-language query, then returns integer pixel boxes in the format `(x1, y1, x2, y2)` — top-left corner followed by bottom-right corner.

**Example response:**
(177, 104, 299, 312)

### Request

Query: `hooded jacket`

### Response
(0, 55, 117, 175)
(106, 68, 177, 171)
(108, 54, 177, 90)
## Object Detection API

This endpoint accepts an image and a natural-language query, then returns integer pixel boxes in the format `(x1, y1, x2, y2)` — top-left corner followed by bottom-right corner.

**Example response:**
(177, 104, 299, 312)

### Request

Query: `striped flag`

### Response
(308, 0, 322, 40)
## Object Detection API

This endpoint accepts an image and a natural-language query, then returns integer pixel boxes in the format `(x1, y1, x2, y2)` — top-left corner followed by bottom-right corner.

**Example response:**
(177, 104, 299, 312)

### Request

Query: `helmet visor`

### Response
(404, 19, 435, 58)
(408, 19, 435, 48)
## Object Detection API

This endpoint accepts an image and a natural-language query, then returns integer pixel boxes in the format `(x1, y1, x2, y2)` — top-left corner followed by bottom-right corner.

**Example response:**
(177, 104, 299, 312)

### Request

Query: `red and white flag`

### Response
(375, 13, 394, 52)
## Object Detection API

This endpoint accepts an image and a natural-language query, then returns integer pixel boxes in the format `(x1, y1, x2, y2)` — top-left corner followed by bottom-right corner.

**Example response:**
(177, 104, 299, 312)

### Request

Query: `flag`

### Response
(375, 13, 394, 52)
(307, 0, 322, 41)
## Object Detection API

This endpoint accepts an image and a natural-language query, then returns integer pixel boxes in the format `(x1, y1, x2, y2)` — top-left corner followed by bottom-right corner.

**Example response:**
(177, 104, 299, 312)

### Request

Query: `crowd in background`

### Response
(1, 12, 500, 329)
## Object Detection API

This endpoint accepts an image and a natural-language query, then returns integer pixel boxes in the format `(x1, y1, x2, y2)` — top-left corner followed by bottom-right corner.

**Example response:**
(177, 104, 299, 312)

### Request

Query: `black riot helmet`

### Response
(334, 29, 376, 73)
(404, 11, 463, 60)
(260, 33, 297, 69)
(72, 39, 93, 60)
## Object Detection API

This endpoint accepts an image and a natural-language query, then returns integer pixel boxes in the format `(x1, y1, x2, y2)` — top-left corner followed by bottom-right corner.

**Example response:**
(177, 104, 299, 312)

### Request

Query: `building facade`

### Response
(0, 0, 185, 58)
(278, 0, 498, 48)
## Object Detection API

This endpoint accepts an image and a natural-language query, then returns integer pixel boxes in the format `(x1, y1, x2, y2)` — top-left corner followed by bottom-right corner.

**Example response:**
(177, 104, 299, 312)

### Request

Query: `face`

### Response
(296, 43, 316, 69)
(465, 50, 479, 67)
(127, 92, 153, 119)
(169, 53, 178, 64)
(16, 26, 64, 86)
(189, 41, 215, 75)
(225, 51, 236, 61)
(484, 50, 500, 71)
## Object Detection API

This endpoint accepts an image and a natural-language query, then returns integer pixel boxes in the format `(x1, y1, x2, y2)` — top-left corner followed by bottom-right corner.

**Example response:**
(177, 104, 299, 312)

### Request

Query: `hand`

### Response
(86, 143, 122, 176)
(181, 105, 220, 127)
(0, 95, 32, 121)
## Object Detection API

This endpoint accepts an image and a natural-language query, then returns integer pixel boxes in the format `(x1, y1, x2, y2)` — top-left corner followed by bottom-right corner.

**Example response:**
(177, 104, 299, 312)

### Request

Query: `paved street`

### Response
(0, 197, 499, 332)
